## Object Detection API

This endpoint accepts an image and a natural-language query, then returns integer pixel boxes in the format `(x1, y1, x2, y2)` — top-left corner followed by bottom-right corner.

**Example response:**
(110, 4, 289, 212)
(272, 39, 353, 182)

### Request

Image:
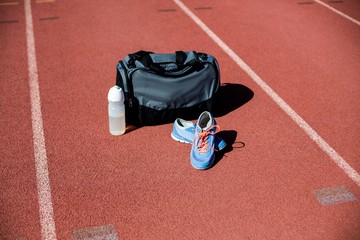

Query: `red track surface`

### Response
(1, 0, 359, 239)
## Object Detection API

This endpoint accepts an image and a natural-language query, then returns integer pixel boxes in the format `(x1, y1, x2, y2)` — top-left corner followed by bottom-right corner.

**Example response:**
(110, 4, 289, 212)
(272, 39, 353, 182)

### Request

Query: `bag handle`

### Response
(129, 50, 200, 72)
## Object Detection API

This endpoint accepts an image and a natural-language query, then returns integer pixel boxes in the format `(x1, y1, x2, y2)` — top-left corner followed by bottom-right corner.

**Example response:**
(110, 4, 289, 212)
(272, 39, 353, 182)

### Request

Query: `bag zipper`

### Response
(119, 61, 134, 108)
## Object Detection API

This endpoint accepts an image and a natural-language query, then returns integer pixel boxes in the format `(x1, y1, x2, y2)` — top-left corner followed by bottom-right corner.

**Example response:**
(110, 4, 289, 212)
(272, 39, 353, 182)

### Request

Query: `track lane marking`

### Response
(173, 0, 360, 187)
(194, 7, 212, 10)
(0, 19, 19, 24)
(24, 0, 57, 239)
(36, 0, 56, 3)
(158, 8, 177, 12)
(38, 16, 59, 21)
(72, 224, 119, 240)
(0, 1, 18, 6)
(313, 186, 357, 205)
(313, 0, 360, 26)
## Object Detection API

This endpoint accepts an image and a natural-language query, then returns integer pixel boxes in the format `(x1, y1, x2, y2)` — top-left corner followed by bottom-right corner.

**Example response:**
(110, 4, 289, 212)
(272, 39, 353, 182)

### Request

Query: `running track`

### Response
(0, 0, 359, 239)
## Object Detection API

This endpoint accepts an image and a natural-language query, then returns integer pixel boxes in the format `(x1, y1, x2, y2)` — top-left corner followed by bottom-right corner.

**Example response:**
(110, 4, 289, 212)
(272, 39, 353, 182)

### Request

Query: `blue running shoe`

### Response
(171, 118, 226, 150)
(171, 118, 195, 144)
(190, 111, 220, 170)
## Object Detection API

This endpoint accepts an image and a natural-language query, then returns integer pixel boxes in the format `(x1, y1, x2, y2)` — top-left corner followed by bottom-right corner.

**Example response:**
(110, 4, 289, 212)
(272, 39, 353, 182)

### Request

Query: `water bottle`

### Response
(108, 85, 126, 135)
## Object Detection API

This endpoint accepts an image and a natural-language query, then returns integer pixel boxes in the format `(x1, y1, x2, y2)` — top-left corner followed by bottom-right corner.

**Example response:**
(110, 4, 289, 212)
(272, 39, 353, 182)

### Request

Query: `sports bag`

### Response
(115, 50, 220, 126)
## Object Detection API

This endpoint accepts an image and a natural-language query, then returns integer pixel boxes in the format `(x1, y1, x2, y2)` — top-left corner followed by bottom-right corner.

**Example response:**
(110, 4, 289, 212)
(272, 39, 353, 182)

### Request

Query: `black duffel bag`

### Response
(115, 50, 220, 126)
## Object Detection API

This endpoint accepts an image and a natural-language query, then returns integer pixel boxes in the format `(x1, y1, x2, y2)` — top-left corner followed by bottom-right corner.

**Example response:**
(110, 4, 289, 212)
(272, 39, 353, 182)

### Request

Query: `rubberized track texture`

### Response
(0, 0, 359, 239)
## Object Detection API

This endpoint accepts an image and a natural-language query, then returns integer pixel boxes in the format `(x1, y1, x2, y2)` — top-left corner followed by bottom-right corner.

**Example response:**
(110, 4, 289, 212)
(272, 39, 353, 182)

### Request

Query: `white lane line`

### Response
(313, 186, 357, 205)
(72, 224, 119, 240)
(313, 0, 360, 26)
(173, 0, 360, 187)
(24, 0, 57, 239)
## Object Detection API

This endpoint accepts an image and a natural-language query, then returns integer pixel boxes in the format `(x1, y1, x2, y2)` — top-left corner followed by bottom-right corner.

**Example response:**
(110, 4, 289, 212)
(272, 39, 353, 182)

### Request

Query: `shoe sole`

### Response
(171, 133, 192, 144)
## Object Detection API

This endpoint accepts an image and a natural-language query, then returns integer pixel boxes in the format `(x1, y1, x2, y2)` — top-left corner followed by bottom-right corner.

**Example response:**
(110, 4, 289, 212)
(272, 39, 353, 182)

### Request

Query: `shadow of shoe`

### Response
(210, 130, 245, 168)
(213, 83, 254, 117)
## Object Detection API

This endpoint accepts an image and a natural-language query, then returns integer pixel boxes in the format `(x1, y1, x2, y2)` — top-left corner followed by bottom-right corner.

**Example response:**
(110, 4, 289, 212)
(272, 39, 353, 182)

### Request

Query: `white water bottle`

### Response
(108, 85, 126, 135)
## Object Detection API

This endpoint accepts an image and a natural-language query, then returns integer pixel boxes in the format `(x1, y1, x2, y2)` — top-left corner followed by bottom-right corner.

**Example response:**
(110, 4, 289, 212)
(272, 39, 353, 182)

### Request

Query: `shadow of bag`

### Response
(116, 50, 220, 126)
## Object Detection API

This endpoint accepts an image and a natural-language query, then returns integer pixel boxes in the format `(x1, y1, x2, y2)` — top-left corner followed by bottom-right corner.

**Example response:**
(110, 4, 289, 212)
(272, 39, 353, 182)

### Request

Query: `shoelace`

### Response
(194, 125, 220, 153)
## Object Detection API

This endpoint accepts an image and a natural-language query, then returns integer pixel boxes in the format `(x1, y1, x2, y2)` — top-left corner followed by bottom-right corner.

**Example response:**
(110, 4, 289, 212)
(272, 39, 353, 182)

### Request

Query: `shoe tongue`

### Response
(198, 119, 207, 129)
(198, 123, 210, 132)
(198, 114, 211, 129)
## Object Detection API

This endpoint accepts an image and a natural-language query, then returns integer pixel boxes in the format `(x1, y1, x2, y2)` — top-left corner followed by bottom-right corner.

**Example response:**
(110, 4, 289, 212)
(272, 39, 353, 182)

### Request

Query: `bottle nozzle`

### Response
(108, 85, 124, 102)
